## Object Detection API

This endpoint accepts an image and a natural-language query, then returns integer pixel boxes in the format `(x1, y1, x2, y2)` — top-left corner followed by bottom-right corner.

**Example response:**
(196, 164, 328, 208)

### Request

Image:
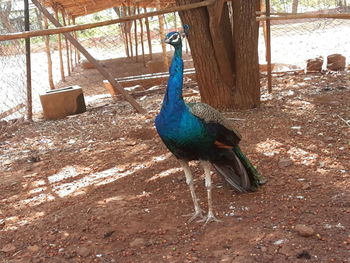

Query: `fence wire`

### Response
(1, 0, 350, 121)
(0, 0, 26, 120)
(259, 0, 350, 69)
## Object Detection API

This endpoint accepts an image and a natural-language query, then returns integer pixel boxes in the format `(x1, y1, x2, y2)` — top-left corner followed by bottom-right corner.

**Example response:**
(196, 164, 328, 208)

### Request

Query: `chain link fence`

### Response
(1, 0, 350, 121)
(259, 0, 350, 69)
(0, 2, 182, 120)
(0, 0, 27, 120)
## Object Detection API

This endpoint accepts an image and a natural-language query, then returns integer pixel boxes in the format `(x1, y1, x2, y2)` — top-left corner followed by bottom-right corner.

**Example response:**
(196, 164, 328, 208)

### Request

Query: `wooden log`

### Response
(72, 17, 80, 63)
(103, 68, 196, 93)
(61, 11, 71, 76)
(138, 6, 146, 67)
(43, 14, 55, 90)
(127, 5, 134, 58)
(256, 12, 350, 21)
(72, 17, 78, 66)
(55, 9, 65, 82)
(158, 2, 168, 69)
(265, 0, 272, 93)
(122, 6, 130, 58)
(32, 0, 146, 114)
(0, 103, 25, 120)
(68, 16, 74, 69)
(24, 0, 32, 121)
(0, 0, 216, 42)
(144, 7, 153, 60)
(133, 7, 139, 62)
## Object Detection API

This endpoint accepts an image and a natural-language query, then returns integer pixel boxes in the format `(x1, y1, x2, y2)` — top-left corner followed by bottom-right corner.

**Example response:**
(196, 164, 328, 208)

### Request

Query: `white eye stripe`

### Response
(170, 33, 180, 42)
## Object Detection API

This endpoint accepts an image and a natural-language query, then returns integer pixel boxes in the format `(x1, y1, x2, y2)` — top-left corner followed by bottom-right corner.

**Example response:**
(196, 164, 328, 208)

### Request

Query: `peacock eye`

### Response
(170, 33, 180, 43)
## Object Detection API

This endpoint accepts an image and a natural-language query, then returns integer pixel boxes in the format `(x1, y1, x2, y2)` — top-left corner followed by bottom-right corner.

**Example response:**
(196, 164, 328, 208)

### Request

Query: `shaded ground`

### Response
(0, 61, 350, 262)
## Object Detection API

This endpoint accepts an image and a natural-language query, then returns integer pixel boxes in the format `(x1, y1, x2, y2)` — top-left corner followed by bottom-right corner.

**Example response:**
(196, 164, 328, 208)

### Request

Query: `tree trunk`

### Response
(176, 0, 260, 110)
(231, 0, 260, 108)
(292, 0, 299, 13)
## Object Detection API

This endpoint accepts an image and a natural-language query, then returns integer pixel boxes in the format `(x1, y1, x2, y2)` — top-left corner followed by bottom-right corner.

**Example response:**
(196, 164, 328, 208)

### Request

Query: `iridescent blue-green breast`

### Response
(155, 105, 217, 160)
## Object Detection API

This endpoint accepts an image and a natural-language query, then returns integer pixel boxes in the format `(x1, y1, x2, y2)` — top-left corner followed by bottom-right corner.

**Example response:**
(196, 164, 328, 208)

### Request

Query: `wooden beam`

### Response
(72, 17, 80, 63)
(133, 7, 139, 62)
(144, 7, 153, 60)
(157, 1, 168, 68)
(127, 5, 134, 58)
(32, 0, 146, 114)
(68, 16, 75, 68)
(61, 10, 71, 76)
(24, 0, 32, 121)
(43, 13, 55, 90)
(257, 12, 350, 21)
(265, 0, 272, 93)
(0, 104, 25, 120)
(55, 9, 65, 82)
(0, 0, 215, 41)
(138, 6, 146, 67)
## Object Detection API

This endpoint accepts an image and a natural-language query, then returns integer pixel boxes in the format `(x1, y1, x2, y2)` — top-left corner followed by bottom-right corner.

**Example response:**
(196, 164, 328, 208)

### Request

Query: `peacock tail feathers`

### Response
(213, 146, 264, 192)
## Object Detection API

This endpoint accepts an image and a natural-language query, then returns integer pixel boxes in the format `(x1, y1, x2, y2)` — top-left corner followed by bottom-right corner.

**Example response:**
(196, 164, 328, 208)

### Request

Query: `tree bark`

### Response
(231, 0, 260, 108)
(176, 0, 260, 110)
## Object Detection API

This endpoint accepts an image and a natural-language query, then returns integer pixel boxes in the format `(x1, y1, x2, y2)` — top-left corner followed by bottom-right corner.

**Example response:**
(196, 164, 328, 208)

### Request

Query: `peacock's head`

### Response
(164, 24, 189, 47)
(164, 31, 182, 47)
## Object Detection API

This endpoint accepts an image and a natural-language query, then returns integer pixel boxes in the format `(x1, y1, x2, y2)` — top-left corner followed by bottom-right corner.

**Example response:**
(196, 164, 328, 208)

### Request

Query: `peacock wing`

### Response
(187, 102, 242, 146)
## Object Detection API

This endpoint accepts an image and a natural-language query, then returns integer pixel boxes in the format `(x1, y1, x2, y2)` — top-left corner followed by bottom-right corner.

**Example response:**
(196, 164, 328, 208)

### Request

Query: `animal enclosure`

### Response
(1, 0, 350, 119)
(1, 0, 350, 262)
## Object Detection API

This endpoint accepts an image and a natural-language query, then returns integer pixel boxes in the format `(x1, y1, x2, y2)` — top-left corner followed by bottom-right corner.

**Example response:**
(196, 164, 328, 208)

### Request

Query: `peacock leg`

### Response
(200, 161, 221, 225)
(179, 160, 204, 222)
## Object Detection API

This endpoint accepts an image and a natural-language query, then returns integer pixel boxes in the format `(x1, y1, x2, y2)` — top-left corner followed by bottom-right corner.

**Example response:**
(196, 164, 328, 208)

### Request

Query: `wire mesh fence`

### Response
(0, 0, 27, 120)
(1, 0, 350, 121)
(259, 0, 350, 69)
(0, 2, 183, 120)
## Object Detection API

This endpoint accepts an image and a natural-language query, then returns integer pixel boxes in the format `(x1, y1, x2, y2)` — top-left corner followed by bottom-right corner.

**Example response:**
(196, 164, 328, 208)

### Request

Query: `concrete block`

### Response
(40, 86, 86, 120)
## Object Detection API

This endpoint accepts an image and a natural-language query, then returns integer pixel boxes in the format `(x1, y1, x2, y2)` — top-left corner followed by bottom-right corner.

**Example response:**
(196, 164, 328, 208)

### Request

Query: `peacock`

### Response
(155, 25, 264, 225)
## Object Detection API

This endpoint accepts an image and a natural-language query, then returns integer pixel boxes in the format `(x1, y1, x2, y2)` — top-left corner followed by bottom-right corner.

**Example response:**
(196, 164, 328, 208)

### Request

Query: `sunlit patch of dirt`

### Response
(0, 68, 349, 262)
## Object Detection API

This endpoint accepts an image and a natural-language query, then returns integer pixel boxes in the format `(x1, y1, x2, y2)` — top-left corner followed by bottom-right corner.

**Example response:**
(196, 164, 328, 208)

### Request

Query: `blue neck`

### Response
(161, 44, 185, 109)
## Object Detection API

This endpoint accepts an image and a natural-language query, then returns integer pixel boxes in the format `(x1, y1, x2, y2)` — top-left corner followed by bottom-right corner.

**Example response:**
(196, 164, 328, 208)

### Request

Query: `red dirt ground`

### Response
(0, 59, 349, 262)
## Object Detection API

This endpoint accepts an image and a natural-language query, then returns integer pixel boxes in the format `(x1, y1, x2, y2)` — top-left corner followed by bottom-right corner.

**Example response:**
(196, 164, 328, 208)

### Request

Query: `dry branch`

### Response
(0, 104, 25, 120)
(337, 115, 350, 128)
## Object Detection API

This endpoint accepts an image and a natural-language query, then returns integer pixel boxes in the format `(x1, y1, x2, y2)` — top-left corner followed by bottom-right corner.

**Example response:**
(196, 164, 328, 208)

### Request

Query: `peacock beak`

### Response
(164, 38, 170, 44)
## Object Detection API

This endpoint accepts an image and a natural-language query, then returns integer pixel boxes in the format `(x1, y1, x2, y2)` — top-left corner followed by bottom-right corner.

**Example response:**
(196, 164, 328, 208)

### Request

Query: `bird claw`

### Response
(182, 210, 204, 223)
(198, 213, 222, 227)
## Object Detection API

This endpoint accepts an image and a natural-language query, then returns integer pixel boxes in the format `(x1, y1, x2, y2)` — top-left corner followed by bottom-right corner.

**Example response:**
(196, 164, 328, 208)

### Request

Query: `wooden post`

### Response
(0, 1, 216, 41)
(144, 7, 153, 60)
(24, 0, 32, 121)
(72, 17, 80, 63)
(174, 12, 177, 29)
(121, 6, 130, 57)
(43, 15, 55, 89)
(32, 0, 146, 114)
(138, 6, 146, 66)
(68, 16, 74, 69)
(158, 9, 168, 68)
(127, 5, 134, 58)
(61, 10, 71, 76)
(265, 0, 272, 93)
(55, 9, 65, 82)
(133, 7, 139, 62)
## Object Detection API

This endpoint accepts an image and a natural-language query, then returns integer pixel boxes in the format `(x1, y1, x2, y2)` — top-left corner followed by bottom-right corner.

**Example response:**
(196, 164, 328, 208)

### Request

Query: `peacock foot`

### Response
(198, 212, 222, 227)
(182, 209, 204, 223)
